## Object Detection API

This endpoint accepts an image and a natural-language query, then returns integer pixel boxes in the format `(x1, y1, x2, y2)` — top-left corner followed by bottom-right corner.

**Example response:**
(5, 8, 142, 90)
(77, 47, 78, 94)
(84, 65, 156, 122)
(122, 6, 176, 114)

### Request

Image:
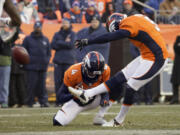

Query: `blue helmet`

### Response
(106, 13, 127, 32)
(82, 51, 105, 79)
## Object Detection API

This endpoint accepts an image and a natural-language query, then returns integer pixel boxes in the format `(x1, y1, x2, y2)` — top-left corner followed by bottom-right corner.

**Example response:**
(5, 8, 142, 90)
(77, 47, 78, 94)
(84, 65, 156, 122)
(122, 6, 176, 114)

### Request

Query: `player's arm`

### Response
(56, 83, 73, 104)
(75, 29, 131, 50)
(4, 0, 21, 27)
(89, 29, 130, 44)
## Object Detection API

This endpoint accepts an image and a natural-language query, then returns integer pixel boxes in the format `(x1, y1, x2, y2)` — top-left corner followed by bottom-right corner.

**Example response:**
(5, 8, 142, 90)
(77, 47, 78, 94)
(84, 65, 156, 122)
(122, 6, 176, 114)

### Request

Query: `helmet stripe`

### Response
(95, 51, 100, 69)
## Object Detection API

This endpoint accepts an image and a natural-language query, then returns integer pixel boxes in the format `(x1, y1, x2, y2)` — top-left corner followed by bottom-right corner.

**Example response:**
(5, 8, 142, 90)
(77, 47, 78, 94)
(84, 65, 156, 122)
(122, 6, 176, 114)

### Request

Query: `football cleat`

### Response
(102, 119, 122, 127)
(68, 87, 90, 104)
(93, 116, 107, 125)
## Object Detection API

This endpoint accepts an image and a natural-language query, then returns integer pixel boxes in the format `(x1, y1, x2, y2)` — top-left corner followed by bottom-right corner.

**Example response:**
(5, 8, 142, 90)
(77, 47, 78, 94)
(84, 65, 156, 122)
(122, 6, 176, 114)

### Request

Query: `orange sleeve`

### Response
(64, 69, 74, 87)
(81, 14, 87, 23)
(102, 64, 111, 82)
(63, 64, 82, 87)
(63, 12, 71, 19)
(55, 10, 62, 23)
(120, 20, 138, 37)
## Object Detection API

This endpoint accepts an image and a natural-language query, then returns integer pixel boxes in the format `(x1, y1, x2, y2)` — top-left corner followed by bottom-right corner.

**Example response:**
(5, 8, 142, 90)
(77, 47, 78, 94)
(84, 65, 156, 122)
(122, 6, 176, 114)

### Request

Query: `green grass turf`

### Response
(0, 104, 180, 133)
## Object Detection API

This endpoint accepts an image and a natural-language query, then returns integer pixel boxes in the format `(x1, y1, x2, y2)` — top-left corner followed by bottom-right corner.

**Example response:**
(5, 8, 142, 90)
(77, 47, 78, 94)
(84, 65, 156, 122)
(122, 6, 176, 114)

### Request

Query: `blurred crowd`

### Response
(0, 17, 111, 108)
(10, 0, 180, 24)
(0, 0, 180, 108)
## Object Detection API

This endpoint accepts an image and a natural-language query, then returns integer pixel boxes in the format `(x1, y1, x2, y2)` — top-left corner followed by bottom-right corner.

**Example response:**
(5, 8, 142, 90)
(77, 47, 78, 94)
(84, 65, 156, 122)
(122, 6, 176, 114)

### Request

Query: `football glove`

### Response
(75, 39, 88, 51)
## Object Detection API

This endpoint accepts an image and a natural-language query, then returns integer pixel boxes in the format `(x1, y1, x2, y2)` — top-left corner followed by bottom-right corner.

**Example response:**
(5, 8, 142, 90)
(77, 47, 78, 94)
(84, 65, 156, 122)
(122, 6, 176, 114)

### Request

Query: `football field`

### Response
(0, 104, 180, 135)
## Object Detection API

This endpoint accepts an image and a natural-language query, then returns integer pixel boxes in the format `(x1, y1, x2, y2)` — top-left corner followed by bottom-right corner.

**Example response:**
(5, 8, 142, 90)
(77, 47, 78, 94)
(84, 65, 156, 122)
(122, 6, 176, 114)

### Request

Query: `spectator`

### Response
(101, 2, 115, 23)
(0, 28, 12, 108)
(51, 18, 76, 106)
(31, 0, 38, 10)
(9, 32, 26, 108)
(58, 0, 71, 16)
(64, 0, 90, 12)
(43, 7, 58, 20)
(43, 7, 62, 23)
(0, 0, 21, 108)
(79, 0, 89, 11)
(18, 0, 40, 24)
(22, 21, 51, 107)
(122, 0, 139, 16)
(114, 0, 124, 13)
(95, 0, 112, 17)
(159, 0, 180, 24)
(133, 0, 147, 13)
(76, 16, 110, 63)
(170, 35, 180, 104)
(143, 0, 164, 20)
(85, 1, 100, 23)
(63, 1, 87, 23)
(37, 0, 55, 14)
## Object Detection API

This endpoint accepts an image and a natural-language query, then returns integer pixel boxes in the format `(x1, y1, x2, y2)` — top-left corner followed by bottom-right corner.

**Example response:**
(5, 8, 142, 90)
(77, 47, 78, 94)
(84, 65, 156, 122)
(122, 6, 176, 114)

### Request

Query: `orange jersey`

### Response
(64, 63, 110, 89)
(120, 14, 168, 61)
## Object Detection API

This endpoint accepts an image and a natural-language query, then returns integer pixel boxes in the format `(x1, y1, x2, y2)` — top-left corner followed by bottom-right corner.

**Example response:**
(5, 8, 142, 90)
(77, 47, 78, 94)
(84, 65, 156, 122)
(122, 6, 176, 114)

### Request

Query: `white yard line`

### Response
(0, 104, 179, 111)
(0, 130, 180, 135)
(0, 111, 180, 118)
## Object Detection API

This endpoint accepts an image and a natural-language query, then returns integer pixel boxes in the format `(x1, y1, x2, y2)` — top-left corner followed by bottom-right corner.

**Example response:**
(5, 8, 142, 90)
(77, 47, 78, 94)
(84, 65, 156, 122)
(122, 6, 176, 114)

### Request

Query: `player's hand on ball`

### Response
(75, 39, 88, 51)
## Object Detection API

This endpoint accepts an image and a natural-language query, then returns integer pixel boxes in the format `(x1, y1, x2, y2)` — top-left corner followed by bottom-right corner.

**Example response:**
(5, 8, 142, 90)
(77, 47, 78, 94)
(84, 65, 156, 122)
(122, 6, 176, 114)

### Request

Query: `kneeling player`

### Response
(53, 51, 112, 126)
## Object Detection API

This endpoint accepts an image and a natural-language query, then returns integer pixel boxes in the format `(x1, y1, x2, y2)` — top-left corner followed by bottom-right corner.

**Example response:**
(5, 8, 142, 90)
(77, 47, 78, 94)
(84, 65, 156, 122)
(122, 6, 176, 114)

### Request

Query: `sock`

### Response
(96, 102, 112, 118)
(85, 83, 108, 98)
(115, 104, 130, 124)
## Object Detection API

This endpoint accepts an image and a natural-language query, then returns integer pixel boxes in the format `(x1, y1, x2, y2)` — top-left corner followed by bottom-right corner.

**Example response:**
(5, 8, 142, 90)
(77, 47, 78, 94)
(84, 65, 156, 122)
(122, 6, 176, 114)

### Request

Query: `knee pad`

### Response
(123, 84, 136, 105)
(53, 115, 62, 126)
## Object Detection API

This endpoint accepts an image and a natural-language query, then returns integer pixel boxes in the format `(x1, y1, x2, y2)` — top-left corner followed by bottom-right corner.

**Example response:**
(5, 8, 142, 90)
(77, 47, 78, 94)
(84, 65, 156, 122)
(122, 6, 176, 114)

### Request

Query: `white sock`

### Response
(85, 83, 108, 98)
(115, 104, 130, 124)
(96, 102, 112, 118)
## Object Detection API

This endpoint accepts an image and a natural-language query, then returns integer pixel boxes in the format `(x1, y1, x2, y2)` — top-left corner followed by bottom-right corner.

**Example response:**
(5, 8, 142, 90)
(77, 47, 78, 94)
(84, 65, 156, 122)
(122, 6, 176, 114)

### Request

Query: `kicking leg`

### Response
(114, 85, 135, 124)
(104, 58, 168, 127)
(102, 84, 135, 127)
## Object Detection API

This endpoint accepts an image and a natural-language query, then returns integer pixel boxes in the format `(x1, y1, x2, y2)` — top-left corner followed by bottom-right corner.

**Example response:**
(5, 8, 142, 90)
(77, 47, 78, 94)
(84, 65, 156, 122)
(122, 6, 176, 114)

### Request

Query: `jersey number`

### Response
(135, 14, 160, 32)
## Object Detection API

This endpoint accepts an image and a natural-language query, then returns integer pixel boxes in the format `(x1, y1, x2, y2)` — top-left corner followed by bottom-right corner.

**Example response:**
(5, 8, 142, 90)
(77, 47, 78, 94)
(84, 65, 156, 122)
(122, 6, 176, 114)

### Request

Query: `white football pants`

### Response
(122, 56, 168, 91)
(54, 95, 102, 126)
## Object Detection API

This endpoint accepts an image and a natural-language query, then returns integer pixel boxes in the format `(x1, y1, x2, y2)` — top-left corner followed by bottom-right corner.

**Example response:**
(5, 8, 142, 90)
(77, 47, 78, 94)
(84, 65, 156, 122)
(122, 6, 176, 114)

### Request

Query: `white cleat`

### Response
(102, 119, 122, 127)
(68, 87, 89, 104)
(93, 116, 107, 125)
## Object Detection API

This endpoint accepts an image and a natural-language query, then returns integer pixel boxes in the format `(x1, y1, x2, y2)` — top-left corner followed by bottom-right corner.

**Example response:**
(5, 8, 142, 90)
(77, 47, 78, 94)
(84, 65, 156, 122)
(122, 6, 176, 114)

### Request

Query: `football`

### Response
(12, 46, 30, 64)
